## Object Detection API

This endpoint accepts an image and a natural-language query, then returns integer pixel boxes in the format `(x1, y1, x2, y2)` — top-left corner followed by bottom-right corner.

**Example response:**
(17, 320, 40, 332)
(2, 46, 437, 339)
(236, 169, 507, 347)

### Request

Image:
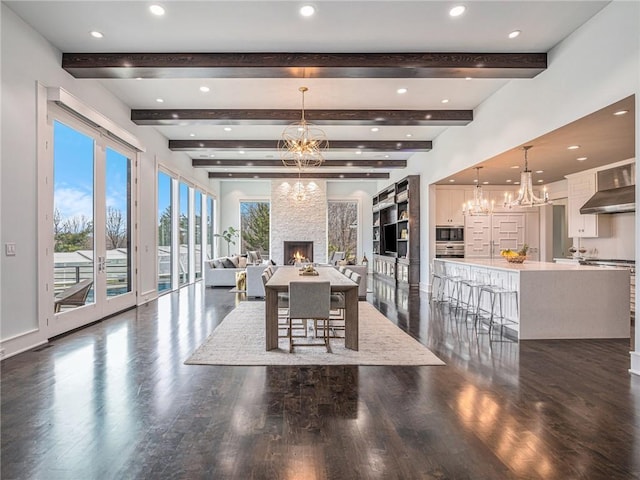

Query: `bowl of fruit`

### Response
(501, 245, 529, 263)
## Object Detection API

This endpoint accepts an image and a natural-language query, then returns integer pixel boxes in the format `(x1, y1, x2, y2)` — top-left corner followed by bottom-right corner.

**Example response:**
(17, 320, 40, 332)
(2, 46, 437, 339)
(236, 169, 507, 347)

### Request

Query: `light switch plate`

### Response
(5, 243, 16, 256)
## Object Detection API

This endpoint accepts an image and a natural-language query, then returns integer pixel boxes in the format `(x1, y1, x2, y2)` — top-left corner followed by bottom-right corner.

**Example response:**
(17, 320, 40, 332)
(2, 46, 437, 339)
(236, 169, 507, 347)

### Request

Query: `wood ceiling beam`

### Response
(62, 52, 546, 79)
(132, 109, 472, 126)
(170, 140, 431, 152)
(193, 159, 407, 168)
(208, 172, 389, 179)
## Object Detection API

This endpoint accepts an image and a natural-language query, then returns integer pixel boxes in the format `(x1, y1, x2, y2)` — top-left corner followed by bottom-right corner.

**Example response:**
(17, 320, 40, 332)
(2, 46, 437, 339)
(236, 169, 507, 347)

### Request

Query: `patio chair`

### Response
(54, 279, 93, 313)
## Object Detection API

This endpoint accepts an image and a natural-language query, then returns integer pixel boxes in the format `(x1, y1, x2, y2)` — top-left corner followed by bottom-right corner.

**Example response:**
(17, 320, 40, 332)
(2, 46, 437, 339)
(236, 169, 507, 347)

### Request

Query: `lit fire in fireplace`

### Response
(293, 251, 305, 263)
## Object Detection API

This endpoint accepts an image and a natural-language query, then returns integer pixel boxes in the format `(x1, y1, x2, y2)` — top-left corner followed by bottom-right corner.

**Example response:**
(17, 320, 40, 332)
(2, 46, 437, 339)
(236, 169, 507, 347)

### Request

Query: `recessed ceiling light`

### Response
(449, 5, 466, 17)
(135, 77, 142, 80)
(223, 127, 232, 132)
(465, 77, 472, 81)
(511, 165, 520, 169)
(384, 155, 390, 158)
(482, 181, 489, 185)
(441, 99, 450, 104)
(535, 170, 544, 173)
(537, 179, 544, 183)
(405, 133, 413, 138)
(300, 5, 315, 17)
(156, 98, 164, 103)
(567, 145, 580, 150)
(355, 150, 362, 155)
(371, 127, 379, 132)
(199, 86, 210, 93)
(210, 154, 216, 158)
(149, 4, 165, 16)
(346, 162, 353, 167)
(238, 150, 245, 154)
(613, 110, 629, 116)
(473, 179, 478, 183)
(449, 179, 455, 183)
(515, 181, 520, 185)
(90, 31, 104, 38)
(189, 133, 195, 137)
(508, 30, 521, 39)
(397, 88, 408, 94)
(577, 156, 588, 161)
(506, 179, 512, 183)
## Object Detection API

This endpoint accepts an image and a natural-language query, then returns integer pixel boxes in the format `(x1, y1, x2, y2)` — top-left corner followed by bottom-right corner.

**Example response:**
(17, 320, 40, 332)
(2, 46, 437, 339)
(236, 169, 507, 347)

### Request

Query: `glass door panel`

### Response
(104, 147, 132, 298)
(178, 182, 190, 285)
(53, 120, 96, 313)
(157, 172, 173, 292)
(194, 190, 202, 280)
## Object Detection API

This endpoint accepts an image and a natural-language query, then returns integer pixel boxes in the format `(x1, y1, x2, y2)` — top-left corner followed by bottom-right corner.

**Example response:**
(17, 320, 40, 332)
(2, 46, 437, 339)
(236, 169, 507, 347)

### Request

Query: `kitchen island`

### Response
(435, 258, 630, 340)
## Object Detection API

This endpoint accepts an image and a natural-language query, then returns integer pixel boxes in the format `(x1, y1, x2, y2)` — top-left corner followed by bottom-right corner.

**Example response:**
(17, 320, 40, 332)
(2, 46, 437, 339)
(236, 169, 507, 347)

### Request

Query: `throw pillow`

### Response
(247, 251, 258, 264)
(238, 257, 247, 268)
(213, 259, 224, 269)
(222, 258, 236, 269)
(230, 255, 240, 267)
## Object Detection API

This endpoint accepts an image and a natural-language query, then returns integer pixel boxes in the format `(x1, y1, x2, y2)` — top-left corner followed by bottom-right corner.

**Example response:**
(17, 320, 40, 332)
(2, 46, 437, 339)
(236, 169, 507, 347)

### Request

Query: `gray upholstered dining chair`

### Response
(287, 281, 331, 353)
(261, 272, 298, 339)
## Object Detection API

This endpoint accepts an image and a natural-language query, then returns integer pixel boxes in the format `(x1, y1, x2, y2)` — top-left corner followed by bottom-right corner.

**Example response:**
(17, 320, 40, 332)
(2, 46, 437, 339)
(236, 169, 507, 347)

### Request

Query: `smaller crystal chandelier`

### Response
(504, 145, 552, 208)
(463, 167, 493, 216)
(278, 86, 328, 169)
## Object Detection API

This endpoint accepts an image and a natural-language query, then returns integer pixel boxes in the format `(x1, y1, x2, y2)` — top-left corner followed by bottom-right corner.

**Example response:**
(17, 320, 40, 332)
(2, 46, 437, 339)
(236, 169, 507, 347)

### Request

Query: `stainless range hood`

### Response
(580, 163, 635, 215)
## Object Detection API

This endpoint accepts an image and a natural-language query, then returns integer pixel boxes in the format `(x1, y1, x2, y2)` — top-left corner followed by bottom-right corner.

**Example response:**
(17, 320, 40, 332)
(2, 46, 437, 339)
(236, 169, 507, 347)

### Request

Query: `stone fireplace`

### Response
(283, 241, 314, 264)
(271, 179, 327, 264)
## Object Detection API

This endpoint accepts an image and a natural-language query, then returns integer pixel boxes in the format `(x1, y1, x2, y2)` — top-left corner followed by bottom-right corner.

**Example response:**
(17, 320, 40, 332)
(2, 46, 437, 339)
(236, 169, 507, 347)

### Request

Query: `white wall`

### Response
(0, 5, 216, 356)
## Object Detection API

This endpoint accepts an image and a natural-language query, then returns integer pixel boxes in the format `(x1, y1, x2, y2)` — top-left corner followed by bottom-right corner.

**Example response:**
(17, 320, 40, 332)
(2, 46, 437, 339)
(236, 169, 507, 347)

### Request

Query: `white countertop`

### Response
(436, 258, 618, 272)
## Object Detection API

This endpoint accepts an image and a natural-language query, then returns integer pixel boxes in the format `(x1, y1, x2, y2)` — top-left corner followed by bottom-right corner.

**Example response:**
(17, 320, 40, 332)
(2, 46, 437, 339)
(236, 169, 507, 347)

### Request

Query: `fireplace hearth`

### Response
(283, 241, 314, 265)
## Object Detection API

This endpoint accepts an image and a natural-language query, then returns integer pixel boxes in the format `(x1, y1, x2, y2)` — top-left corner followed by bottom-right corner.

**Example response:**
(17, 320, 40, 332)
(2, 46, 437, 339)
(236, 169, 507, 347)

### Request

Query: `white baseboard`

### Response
(1, 329, 48, 360)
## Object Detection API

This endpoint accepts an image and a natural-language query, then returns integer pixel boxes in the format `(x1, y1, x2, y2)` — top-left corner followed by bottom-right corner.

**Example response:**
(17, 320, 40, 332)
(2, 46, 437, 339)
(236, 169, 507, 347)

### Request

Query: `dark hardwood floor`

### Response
(2, 279, 639, 479)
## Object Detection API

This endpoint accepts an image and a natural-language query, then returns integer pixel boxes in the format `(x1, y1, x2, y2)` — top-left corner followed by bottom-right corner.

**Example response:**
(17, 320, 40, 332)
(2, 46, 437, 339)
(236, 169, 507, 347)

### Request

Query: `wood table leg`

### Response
(265, 287, 279, 350)
(344, 287, 359, 351)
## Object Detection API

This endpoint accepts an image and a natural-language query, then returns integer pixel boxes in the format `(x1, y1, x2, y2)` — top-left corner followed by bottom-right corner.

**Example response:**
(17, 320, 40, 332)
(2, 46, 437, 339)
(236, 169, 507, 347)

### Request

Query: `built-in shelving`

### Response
(372, 175, 420, 288)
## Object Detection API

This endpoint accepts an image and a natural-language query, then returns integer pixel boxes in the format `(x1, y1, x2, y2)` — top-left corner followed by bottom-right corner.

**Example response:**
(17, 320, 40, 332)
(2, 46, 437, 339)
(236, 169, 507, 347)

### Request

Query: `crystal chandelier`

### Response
(504, 145, 552, 208)
(463, 167, 493, 216)
(278, 86, 328, 169)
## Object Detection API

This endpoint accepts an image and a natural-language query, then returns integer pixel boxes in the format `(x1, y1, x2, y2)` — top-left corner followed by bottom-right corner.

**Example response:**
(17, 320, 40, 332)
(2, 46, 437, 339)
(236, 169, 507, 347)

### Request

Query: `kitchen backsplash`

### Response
(577, 212, 635, 260)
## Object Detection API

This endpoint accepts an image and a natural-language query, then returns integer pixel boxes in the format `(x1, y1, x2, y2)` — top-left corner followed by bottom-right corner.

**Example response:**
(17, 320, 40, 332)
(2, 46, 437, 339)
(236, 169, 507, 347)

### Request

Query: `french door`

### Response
(47, 107, 137, 336)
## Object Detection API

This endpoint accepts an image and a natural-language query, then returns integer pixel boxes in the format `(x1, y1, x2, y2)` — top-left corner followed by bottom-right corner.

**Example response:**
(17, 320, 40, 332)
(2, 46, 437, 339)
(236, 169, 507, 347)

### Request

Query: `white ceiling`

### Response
(8, 0, 625, 181)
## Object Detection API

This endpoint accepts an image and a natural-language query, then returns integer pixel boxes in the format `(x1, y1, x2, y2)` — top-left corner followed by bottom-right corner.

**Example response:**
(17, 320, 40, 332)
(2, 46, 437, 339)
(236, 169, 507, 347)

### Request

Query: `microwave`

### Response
(435, 226, 464, 243)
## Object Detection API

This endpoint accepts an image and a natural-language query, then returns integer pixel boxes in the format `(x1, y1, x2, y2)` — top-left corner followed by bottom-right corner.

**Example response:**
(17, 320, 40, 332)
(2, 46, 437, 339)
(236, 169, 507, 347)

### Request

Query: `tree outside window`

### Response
(240, 201, 270, 255)
(328, 201, 358, 261)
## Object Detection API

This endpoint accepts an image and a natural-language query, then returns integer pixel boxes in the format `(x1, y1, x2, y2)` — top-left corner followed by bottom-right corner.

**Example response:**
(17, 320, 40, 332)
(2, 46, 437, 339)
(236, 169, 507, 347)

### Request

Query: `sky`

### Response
(54, 120, 129, 223)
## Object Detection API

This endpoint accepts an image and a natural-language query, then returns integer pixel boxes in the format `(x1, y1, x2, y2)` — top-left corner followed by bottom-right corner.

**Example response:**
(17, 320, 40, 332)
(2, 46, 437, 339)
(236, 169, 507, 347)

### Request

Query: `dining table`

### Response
(264, 266, 359, 351)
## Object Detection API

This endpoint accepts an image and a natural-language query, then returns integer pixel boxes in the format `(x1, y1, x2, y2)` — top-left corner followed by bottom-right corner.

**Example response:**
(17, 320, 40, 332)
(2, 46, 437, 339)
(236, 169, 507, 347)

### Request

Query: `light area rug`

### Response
(185, 301, 445, 366)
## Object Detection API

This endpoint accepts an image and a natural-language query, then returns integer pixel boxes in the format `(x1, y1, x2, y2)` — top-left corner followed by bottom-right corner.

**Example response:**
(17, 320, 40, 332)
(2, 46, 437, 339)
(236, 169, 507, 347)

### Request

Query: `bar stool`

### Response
(443, 265, 465, 308)
(460, 270, 489, 321)
(429, 261, 445, 302)
(475, 273, 519, 333)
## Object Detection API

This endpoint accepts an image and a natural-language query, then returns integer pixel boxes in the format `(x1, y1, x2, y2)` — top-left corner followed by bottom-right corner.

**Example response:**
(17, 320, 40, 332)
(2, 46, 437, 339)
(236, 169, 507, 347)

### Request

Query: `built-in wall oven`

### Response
(435, 226, 465, 258)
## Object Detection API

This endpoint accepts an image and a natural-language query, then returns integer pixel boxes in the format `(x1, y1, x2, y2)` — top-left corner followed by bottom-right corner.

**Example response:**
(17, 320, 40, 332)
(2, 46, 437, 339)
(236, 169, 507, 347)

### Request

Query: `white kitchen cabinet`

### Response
(491, 213, 526, 257)
(567, 172, 610, 238)
(464, 212, 529, 259)
(436, 188, 468, 225)
(524, 211, 540, 260)
(464, 215, 491, 258)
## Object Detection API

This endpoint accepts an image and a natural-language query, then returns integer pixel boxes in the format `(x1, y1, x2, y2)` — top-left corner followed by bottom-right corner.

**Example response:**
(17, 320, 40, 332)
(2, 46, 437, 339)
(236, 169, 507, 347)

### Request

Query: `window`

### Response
(178, 182, 190, 285)
(157, 171, 172, 292)
(206, 196, 215, 260)
(194, 190, 202, 280)
(240, 201, 270, 256)
(328, 201, 358, 261)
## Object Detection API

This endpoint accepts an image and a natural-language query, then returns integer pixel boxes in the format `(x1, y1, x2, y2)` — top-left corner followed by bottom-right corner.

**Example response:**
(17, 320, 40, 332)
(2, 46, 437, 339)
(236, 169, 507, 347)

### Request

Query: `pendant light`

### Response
(504, 146, 552, 208)
(463, 167, 493, 216)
